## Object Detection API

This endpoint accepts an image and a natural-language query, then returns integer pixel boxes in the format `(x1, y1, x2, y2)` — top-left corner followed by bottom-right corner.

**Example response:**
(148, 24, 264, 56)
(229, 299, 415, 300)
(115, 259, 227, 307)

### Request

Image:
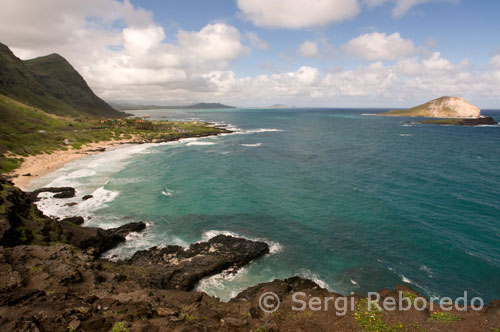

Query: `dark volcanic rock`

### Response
(458, 116, 498, 126)
(60, 216, 85, 225)
(126, 235, 269, 290)
(30, 187, 76, 201)
(86, 147, 106, 152)
(61, 221, 146, 257)
(82, 194, 93, 200)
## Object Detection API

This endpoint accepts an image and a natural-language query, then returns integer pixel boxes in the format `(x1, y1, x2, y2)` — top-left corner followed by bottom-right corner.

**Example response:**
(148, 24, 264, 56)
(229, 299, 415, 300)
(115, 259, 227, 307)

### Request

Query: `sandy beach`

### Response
(8, 138, 138, 190)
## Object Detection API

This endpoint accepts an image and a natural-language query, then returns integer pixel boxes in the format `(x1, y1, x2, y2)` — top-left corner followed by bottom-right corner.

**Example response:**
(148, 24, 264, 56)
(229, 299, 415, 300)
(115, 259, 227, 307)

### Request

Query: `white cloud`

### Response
(343, 32, 416, 61)
(490, 55, 500, 69)
(178, 24, 249, 63)
(363, 0, 457, 17)
(294, 66, 320, 85)
(298, 40, 319, 57)
(237, 0, 360, 29)
(1, 0, 499, 108)
(246, 32, 270, 50)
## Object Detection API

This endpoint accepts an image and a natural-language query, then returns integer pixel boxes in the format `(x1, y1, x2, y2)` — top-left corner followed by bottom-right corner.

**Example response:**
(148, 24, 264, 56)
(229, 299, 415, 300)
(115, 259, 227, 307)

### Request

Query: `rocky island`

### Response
(379, 96, 498, 126)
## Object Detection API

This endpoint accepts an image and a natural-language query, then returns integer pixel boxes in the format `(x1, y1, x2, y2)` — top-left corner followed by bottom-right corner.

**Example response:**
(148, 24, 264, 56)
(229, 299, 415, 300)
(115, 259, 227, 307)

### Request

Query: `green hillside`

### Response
(0, 93, 223, 173)
(0, 42, 124, 118)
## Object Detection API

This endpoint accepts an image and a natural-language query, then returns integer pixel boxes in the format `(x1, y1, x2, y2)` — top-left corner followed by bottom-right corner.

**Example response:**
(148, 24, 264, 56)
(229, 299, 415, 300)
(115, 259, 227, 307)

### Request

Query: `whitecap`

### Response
(401, 275, 412, 284)
(161, 187, 174, 197)
(230, 128, 283, 135)
(240, 143, 262, 147)
(400, 134, 413, 137)
(419, 265, 434, 278)
(186, 141, 216, 146)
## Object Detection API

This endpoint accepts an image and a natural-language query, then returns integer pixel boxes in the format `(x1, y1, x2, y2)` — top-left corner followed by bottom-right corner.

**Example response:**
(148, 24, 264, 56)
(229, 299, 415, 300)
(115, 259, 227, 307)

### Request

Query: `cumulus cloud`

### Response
(298, 40, 319, 57)
(237, 0, 360, 29)
(363, 0, 457, 17)
(1, 0, 499, 108)
(343, 32, 416, 61)
(0, 0, 253, 103)
(246, 32, 270, 50)
(196, 52, 500, 108)
(178, 24, 249, 63)
(490, 55, 500, 69)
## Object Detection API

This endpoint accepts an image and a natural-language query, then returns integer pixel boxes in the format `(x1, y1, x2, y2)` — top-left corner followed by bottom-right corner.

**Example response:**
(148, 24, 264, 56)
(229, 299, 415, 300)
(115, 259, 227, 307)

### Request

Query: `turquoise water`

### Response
(32, 108, 500, 302)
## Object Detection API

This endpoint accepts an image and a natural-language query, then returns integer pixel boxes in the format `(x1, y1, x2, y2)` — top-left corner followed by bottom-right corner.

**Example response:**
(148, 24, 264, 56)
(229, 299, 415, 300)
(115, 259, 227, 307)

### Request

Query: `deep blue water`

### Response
(33, 108, 500, 302)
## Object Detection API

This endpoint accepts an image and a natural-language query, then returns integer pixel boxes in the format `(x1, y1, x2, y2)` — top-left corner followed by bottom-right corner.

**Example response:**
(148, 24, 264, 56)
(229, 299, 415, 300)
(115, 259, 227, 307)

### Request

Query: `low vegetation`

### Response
(428, 311, 464, 324)
(353, 298, 406, 332)
(0, 93, 223, 173)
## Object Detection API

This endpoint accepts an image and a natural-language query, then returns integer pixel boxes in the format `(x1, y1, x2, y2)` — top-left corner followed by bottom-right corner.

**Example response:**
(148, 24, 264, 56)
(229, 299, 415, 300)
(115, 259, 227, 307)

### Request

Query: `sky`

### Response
(1, 0, 499, 108)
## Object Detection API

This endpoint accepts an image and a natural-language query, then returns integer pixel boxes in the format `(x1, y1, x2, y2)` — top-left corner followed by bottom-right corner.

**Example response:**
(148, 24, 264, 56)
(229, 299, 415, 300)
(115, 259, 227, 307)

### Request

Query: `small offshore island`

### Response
(379, 96, 498, 126)
(1, 40, 500, 332)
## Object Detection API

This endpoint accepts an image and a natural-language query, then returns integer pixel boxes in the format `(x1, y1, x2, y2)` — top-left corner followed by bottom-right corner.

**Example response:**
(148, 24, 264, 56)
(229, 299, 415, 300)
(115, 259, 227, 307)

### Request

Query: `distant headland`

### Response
(378, 96, 498, 126)
(112, 102, 236, 111)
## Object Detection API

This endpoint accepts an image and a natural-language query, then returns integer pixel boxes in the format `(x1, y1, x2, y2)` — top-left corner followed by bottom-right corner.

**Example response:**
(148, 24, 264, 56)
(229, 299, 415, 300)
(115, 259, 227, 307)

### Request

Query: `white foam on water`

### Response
(79, 187, 119, 213)
(200, 230, 283, 254)
(186, 141, 216, 146)
(298, 269, 331, 290)
(401, 275, 412, 284)
(400, 134, 413, 136)
(419, 265, 434, 278)
(161, 186, 174, 197)
(195, 267, 251, 301)
(30, 143, 160, 220)
(102, 222, 158, 260)
(228, 128, 283, 135)
(66, 169, 97, 179)
(240, 143, 262, 147)
(351, 279, 358, 285)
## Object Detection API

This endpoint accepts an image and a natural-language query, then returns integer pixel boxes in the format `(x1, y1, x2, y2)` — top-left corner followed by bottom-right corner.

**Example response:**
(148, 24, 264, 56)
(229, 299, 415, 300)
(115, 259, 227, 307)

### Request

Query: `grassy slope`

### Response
(0, 42, 124, 118)
(24, 54, 124, 118)
(0, 43, 82, 117)
(0, 93, 221, 173)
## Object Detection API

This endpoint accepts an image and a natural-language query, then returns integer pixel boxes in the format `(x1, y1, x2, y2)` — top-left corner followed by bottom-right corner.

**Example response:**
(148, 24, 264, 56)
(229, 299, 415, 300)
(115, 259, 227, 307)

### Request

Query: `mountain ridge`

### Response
(0, 42, 124, 118)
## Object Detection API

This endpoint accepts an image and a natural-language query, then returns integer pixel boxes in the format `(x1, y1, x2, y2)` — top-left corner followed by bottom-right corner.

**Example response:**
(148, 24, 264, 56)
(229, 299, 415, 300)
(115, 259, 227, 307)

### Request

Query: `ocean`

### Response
(29, 108, 500, 302)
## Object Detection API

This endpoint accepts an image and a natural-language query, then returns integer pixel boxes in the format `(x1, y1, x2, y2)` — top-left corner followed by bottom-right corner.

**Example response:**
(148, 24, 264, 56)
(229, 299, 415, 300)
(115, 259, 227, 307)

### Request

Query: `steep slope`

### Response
(0, 42, 124, 117)
(24, 54, 123, 117)
(380, 96, 481, 118)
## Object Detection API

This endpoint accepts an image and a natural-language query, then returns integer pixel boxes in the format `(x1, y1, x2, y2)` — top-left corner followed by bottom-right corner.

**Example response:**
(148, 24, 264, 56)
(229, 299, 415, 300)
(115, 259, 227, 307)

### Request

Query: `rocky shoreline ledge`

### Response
(1, 177, 499, 332)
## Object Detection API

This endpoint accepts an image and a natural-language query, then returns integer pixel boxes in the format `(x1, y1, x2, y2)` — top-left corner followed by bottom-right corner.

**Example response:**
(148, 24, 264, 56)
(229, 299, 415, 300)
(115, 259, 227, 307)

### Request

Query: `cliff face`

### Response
(381, 96, 481, 118)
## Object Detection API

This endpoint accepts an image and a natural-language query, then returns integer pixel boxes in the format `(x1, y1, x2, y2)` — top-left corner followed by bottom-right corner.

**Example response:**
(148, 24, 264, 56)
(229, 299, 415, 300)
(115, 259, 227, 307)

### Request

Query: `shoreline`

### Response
(7, 138, 138, 190)
(7, 127, 231, 190)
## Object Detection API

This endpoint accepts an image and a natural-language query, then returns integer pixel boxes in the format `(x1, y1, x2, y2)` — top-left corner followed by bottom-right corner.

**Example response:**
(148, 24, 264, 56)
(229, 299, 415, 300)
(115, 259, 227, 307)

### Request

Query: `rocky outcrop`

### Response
(2, 244, 499, 332)
(458, 116, 498, 126)
(124, 234, 269, 290)
(30, 187, 76, 201)
(61, 221, 146, 257)
(1, 177, 500, 331)
(381, 96, 482, 118)
(0, 177, 146, 255)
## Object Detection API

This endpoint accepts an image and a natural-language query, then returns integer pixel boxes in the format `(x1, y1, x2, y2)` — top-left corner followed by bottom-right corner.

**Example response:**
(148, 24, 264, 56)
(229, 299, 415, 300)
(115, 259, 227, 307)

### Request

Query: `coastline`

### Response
(7, 137, 138, 190)
(7, 126, 231, 190)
